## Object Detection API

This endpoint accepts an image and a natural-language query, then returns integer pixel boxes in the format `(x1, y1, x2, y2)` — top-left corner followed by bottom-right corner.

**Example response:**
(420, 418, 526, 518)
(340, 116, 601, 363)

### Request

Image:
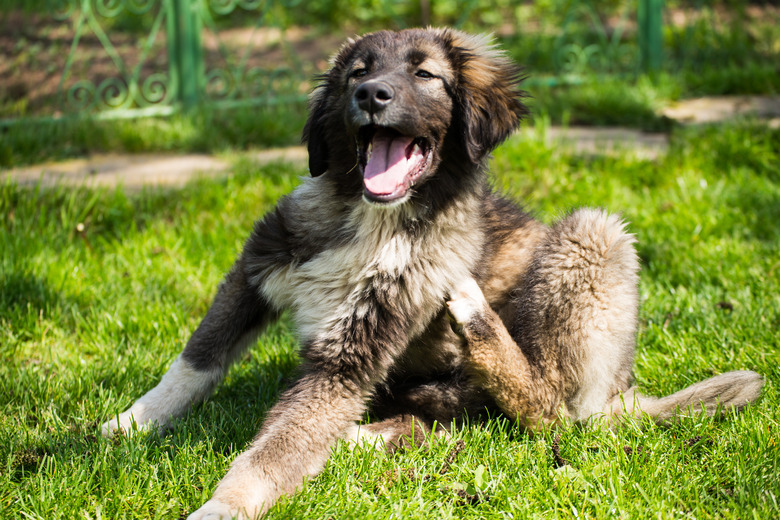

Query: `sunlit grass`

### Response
(1, 121, 778, 518)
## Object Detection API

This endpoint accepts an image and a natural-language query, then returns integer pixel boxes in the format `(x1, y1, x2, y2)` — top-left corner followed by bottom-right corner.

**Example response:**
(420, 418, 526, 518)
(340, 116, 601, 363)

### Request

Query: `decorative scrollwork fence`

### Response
(2, 0, 310, 122)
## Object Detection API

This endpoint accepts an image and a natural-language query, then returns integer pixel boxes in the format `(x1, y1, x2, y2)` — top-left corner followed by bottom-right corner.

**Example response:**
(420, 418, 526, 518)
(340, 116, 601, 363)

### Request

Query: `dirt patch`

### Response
(439, 439, 466, 475)
(552, 433, 574, 468)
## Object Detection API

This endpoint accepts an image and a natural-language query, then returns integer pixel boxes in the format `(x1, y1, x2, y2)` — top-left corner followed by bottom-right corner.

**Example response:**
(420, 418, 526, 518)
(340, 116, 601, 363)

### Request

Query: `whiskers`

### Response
(345, 159, 360, 175)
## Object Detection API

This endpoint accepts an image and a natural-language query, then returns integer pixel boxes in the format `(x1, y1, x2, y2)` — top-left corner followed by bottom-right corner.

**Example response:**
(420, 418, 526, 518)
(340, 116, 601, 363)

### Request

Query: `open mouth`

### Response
(358, 125, 432, 203)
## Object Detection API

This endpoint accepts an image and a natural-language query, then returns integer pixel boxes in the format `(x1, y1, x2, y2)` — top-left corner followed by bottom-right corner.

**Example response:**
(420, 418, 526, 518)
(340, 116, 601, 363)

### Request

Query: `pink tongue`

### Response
(364, 135, 414, 195)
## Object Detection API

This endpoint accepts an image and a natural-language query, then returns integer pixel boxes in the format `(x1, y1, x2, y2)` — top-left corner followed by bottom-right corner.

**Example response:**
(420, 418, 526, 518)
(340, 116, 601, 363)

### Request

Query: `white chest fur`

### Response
(260, 193, 482, 344)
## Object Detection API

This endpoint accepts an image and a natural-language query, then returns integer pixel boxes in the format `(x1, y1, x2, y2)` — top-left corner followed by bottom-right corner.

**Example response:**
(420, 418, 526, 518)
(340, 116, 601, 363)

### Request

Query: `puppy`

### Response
(102, 28, 763, 519)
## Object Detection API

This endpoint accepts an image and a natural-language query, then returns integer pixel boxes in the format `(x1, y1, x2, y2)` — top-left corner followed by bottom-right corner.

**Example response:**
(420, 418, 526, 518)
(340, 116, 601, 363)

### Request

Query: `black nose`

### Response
(355, 81, 394, 114)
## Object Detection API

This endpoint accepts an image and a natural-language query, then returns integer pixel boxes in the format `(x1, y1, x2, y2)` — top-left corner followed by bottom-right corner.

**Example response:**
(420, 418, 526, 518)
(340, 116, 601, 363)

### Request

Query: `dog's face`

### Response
(304, 28, 528, 206)
(344, 34, 454, 204)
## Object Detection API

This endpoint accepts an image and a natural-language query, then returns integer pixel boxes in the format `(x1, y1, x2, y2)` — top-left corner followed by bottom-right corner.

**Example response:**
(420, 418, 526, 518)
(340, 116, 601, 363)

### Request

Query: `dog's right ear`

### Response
(302, 86, 329, 177)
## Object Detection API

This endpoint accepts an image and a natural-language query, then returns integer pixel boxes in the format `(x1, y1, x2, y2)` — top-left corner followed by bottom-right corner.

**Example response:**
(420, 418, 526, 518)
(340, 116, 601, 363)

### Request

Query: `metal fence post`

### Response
(168, 0, 204, 110)
(638, 0, 663, 73)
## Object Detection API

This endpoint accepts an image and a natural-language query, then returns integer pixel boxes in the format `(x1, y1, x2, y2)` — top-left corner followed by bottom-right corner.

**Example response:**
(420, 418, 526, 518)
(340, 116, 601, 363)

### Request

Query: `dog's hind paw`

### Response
(446, 278, 488, 328)
(448, 277, 487, 303)
(446, 297, 483, 330)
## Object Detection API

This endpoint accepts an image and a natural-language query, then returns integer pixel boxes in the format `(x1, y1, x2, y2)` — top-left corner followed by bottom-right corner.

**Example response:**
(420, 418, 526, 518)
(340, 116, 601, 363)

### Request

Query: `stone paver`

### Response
(660, 95, 780, 125)
(4, 153, 229, 189)
(542, 126, 668, 160)
(3, 128, 667, 189)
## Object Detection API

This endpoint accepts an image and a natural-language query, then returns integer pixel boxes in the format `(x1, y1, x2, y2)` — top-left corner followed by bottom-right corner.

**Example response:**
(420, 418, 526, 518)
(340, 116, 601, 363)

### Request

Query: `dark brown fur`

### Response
(101, 29, 763, 519)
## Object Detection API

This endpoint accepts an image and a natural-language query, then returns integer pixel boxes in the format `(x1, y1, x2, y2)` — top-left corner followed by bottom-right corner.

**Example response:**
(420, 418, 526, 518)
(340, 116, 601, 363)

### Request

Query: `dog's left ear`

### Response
(302, 86, 329, 177)
(449, 32, 528, 163)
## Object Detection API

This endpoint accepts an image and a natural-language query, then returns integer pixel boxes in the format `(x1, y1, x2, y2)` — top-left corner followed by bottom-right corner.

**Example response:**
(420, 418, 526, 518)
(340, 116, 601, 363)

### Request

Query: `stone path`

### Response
(3, 96, 778, 190)
(660, 95, 780, 125)
(1, 128, 668, 190)
(541, 126, 669, 160)
(2, 147, 308, 190)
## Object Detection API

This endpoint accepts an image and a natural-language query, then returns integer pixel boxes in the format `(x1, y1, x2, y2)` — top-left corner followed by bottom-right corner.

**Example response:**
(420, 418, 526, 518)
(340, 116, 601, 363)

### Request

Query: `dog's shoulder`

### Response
(243, 177, 353, 266)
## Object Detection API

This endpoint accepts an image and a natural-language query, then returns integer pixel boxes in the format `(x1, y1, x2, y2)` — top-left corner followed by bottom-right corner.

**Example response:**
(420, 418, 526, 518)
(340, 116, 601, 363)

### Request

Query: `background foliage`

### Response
(2, 0, 779, 167)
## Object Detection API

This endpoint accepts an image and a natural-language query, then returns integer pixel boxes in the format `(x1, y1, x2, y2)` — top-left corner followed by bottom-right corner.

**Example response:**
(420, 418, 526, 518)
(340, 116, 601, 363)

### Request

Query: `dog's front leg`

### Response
(102, 256, 275, 436)
(188, 370, 368, 519)
(189, 299, 415, 519)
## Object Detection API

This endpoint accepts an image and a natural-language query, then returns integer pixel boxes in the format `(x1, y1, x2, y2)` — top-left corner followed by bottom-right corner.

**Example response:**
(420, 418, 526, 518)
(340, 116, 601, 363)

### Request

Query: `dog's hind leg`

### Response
(448, 209, 641, 428)
(345, 415, 443, 453)
(447, 278, 565, 429)
(101, 257, 275, 436)
(451, 208, 762, 427)
(360, 372, 495, 450)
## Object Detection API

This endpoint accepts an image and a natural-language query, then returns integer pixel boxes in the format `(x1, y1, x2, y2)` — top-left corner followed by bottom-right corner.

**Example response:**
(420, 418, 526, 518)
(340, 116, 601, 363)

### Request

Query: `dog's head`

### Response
(303, 28, 527, 205)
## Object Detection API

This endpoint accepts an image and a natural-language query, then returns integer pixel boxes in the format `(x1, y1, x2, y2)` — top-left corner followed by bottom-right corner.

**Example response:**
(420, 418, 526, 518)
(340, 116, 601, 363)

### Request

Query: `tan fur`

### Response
(448, 281, 561, 429)
(481, 222, 547, 310)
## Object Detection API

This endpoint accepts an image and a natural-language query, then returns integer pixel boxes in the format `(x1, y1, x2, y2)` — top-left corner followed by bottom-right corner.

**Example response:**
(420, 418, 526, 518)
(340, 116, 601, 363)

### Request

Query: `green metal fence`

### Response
(1, 0, 313, 123)
(52, 0, 183, 118)
(1, 0, 664, 124)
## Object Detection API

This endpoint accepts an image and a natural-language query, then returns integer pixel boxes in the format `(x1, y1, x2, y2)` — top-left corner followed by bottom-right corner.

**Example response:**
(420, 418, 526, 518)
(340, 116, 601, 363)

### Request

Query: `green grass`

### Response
(2, 121, 779, 518)
(4, 68, 777, 167)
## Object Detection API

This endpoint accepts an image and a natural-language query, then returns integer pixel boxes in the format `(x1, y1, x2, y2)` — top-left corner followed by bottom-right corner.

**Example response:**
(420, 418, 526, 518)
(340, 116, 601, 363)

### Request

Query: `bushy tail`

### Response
(608, 370, 764, 425)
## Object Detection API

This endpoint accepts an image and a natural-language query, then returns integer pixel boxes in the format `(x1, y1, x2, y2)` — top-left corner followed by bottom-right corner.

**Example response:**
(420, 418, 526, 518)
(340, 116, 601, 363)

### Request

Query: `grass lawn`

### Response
(1, 120, 779, 519)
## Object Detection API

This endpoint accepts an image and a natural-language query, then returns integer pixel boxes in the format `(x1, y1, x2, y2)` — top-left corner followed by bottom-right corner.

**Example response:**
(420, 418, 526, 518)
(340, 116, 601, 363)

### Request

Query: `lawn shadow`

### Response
(0, 271, 86, 323)
(95, 336, 300, 452)
(726, 184, 780, 243)
(8, 346, 297, 488)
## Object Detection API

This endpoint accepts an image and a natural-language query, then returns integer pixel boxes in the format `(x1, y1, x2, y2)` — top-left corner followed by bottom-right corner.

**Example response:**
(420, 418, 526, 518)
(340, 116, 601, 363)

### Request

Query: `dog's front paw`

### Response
(101, 404, 160, 438)
(101, 410, 140, 438)
(100, 417, 123, 438)
(187, 499, 247, 520)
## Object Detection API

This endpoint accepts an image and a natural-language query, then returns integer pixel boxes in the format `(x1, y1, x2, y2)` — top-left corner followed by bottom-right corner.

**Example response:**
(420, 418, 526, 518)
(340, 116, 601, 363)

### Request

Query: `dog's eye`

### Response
(415, 69, 434, 79)
(350, 68, 368, 79)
